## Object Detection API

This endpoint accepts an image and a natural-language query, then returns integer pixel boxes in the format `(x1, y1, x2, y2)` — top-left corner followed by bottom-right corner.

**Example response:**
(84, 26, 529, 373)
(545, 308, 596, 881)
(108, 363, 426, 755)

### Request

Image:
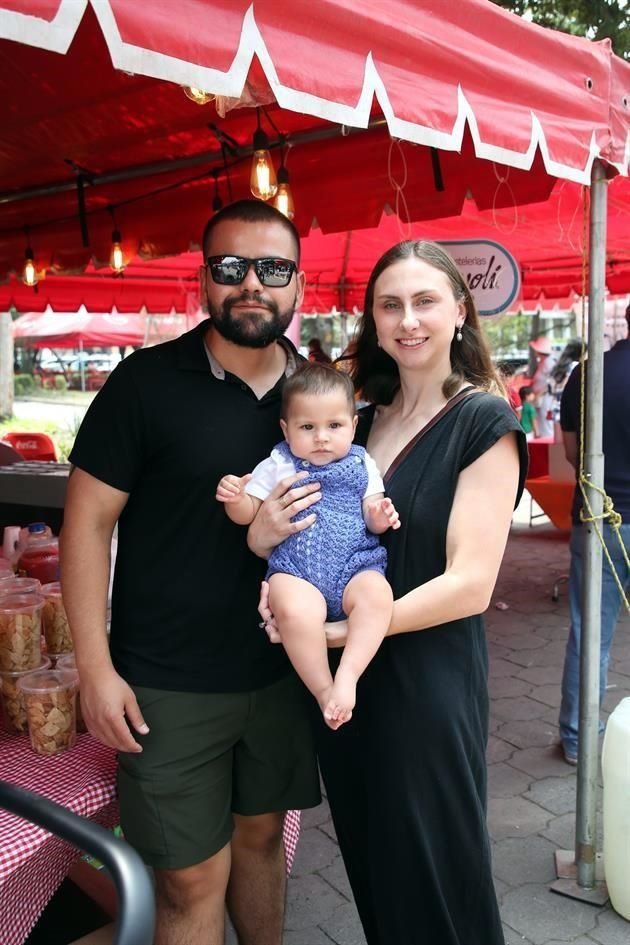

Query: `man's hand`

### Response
(216, 473, 252, 503)
(258, 580, 282, 643)
(248, 472, 321, 558)
(79, 667, 149, 753)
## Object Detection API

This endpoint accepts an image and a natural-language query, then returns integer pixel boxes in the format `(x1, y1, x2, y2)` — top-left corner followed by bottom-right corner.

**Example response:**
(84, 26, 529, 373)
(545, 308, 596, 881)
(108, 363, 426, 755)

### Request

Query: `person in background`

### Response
(217, 363, 399, 730)
(549, 338, 583, 424)
(60, 200, 321, 945)
(307, 336, 332, 364)
(252, 239, 527, 945)
(558, 303, 630, 766)
(529, 335, 557, 437)
(519, 385, 539, 439)
(497, 361, 522, 414)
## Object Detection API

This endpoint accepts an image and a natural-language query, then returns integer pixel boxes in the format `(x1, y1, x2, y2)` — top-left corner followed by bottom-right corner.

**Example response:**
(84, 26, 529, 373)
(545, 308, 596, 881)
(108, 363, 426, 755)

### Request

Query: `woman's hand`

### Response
(247, 472, 321, 559)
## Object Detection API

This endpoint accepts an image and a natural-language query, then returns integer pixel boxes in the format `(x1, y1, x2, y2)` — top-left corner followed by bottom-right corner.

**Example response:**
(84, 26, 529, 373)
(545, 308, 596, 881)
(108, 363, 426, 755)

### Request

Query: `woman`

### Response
(251, 240, 527, 944)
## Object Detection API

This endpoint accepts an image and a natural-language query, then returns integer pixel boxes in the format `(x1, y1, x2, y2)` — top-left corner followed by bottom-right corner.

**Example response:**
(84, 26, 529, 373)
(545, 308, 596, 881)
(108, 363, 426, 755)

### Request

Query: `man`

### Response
(529, 335, 556, 437)
(60, 200, 322, 945)
(558, 304, 630, 765)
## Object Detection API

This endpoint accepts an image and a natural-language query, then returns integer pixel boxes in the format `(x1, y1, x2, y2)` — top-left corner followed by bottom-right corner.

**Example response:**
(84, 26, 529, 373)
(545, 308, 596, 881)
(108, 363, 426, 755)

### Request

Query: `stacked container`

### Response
(17, 669, 79, 756)
(40, 582, 73, 662)
(0, 592, 46, 735)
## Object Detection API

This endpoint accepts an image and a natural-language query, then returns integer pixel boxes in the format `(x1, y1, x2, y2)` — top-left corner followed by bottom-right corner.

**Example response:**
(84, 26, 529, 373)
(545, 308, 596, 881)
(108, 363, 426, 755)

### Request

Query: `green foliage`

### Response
(481, 312, 534, 361)
(491, 0, 630, 57)
(53, 375, 68, 391)
(13, 374, 35, 395)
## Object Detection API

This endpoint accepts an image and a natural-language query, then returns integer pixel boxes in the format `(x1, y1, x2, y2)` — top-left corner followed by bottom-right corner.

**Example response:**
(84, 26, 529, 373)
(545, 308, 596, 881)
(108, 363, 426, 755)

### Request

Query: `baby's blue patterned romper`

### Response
(266, 441, 388, 620)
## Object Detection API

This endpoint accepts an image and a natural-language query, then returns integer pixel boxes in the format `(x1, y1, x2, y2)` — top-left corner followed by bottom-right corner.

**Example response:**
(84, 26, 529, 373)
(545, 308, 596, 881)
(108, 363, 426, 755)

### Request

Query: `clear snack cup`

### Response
(40, 582, 73, 656)
(18, 669, 79, 756)
(0, 656, 51, 734)
(0, 593, 44, 672)
(0, 577, 42, 599)
(55, 652, 87, 733)
(0, 575, 16, 595)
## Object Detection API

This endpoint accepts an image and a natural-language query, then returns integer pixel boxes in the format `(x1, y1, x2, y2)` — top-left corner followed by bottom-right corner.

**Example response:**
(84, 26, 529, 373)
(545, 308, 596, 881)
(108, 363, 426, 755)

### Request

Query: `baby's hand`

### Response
(216, 474, 252, 503)
(369, 497, 401, 531)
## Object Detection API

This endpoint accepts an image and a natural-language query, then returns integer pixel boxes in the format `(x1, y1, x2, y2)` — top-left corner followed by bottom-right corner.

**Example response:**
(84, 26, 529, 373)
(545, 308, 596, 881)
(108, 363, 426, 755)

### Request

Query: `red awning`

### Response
(0, 0, 628, 285)
(2, 174, 629, 314)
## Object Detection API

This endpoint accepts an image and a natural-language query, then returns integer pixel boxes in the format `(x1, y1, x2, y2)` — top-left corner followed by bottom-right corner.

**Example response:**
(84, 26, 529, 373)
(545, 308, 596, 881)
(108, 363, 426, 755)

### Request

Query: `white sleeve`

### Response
(362, 451, 385, 499)
(245, 449, 297, 501)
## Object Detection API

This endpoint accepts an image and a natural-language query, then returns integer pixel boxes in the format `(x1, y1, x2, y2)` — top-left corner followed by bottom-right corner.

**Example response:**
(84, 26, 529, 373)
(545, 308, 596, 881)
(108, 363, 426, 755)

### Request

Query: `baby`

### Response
(216, 363, 399, 729)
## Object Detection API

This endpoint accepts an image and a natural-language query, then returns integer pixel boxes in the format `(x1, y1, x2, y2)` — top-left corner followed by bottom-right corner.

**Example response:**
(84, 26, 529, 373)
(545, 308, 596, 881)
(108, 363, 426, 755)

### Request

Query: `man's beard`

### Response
(208, 290, 296, 348)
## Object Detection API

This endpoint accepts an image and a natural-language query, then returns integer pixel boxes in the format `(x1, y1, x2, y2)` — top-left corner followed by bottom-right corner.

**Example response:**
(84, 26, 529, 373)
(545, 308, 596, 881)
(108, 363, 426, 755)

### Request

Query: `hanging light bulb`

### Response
(23, 245, 38, 287)
(182, 86, 214, 105)
(273, 164, 295, 220)
(250, 112, 277, 200)
(110, 227, 124, 273)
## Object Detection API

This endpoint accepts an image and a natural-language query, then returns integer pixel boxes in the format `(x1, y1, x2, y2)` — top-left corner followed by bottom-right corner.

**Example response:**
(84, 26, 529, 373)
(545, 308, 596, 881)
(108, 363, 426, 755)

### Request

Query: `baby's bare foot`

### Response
(322, 671, 357, 730)
(322, 697, 351, 730)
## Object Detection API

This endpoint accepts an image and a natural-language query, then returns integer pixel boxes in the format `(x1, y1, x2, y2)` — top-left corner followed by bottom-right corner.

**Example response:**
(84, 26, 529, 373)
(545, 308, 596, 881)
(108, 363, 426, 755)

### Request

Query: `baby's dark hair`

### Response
(281, 363, 356, 419)
(519, 385, 534, 403)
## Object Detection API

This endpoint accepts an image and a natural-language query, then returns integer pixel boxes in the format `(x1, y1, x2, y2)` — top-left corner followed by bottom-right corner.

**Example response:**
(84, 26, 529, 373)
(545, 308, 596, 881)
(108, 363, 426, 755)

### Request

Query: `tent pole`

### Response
(575, 158, 607, 890)
(551, 160, 608, 904)
(79, 338, 86, 393)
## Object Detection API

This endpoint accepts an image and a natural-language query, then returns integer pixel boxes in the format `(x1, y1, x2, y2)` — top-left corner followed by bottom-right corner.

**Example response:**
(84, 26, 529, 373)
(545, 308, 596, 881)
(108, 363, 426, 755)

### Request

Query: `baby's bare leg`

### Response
(327, 571, 393, 727)
(268, 574, 333, 711)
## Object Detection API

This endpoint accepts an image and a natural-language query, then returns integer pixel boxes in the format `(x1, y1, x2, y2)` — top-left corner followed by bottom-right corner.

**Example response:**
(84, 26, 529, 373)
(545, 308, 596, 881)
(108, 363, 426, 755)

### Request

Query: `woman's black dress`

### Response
(314, 392, 528, 945)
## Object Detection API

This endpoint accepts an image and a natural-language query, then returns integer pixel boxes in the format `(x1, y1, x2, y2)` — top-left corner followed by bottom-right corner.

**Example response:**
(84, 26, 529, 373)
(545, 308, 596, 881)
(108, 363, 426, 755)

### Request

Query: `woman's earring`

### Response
(456, 326, 463, 342)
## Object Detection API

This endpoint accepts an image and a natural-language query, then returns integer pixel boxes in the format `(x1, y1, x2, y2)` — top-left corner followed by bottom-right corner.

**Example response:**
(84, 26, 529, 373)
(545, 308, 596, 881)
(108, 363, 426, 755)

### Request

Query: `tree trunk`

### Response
(0, 312, 14, 420)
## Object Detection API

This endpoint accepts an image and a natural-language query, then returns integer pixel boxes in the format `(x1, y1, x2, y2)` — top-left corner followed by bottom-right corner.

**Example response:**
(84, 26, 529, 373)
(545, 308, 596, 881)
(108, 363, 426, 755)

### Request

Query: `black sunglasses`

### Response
(207, 255, 297, 288)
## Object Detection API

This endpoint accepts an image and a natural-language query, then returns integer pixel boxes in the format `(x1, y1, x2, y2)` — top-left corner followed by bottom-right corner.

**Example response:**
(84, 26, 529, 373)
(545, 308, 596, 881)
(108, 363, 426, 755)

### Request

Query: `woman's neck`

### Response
(391, 368, 449, 423)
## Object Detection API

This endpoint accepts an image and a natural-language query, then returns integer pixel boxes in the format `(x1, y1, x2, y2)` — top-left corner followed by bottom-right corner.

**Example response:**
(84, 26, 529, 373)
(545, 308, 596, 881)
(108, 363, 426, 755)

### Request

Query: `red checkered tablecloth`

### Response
(0, 729, 118, 945)
(0, 729, 301, 945)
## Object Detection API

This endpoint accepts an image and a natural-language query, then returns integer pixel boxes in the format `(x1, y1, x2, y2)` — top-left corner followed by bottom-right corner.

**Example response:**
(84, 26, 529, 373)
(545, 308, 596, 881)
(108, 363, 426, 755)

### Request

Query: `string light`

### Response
(23, 243, 38, 287)
(273, 158, 295, 220)
(250, 110, 277, 200)
(109, 209, 125, 273)
(110, 228, 124, 273)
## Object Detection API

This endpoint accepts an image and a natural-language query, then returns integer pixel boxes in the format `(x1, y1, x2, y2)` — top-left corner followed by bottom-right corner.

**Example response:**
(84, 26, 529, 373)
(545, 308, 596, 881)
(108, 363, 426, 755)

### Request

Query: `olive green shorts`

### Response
(117, 672, 321, 870)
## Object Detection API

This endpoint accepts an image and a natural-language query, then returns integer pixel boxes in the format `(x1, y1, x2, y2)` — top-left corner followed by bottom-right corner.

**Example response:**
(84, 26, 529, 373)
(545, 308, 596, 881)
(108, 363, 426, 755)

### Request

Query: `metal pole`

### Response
(575, 158, 607, 888)
(79, 338, 86, 393)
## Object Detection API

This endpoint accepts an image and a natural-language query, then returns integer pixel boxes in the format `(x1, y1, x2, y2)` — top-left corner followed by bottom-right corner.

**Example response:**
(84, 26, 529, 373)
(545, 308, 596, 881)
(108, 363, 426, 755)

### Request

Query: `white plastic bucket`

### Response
(602, 696, 630, 920)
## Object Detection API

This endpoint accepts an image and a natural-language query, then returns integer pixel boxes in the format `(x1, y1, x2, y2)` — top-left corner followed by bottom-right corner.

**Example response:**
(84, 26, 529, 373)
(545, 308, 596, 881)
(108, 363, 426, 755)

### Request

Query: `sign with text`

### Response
(440, 240, 520, 316)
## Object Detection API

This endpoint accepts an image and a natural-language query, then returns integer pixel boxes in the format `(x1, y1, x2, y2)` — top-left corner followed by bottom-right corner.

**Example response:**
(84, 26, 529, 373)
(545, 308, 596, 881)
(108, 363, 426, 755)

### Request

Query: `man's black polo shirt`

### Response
(69, 319, 294, 692)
